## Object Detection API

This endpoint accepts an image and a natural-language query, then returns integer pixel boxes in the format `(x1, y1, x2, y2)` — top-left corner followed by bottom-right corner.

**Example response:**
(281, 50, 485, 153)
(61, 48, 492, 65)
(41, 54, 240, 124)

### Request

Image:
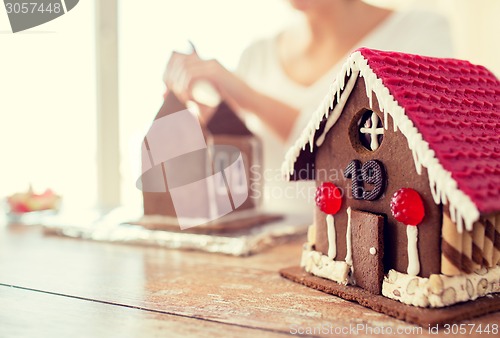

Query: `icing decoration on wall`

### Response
(345, 207, 353, 266)
(359, 110, 384, 151)
(390, 188, 425, 276)
(344, 160, 386, 201)
(316, 182, 343, 261)
(406, 227, 419, 276)
(326, 215, 336, 259)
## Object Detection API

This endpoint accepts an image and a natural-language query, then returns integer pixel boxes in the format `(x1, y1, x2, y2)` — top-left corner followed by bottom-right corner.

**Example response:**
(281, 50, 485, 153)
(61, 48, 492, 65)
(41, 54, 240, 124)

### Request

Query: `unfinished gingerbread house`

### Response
(280, 48, 500, 324)
(139, 92, 285, 232)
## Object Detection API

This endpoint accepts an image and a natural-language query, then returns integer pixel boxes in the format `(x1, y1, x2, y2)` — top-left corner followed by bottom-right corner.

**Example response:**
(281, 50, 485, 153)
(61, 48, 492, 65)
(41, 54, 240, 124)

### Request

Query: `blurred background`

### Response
(0, 0, 499, 214)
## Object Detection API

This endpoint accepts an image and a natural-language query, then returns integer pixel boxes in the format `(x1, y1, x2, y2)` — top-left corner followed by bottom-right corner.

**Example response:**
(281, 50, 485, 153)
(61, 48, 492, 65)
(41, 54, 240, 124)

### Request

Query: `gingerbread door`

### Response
(351, 209, 385, 294)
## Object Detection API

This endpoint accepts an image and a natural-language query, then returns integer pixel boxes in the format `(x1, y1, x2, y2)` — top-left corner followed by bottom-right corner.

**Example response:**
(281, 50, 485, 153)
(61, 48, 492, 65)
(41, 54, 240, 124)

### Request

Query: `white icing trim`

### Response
(345, 207, 353, 266)
(301, 244, 350, 285)
(316, 73, 359, 147)
(282, 51, 480, 232)
(406, 226, 420, 276)
(369, 247, 377, 255)
(382, 267, 500, 308)
(326, 215, 336, 259)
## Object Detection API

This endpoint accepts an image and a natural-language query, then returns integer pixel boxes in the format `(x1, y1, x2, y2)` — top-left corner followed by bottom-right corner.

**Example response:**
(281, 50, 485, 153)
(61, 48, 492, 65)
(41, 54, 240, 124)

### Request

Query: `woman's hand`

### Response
(163, 51, 198, 104)
(163, 51, 300, 141)
(163, 51, 248, 123)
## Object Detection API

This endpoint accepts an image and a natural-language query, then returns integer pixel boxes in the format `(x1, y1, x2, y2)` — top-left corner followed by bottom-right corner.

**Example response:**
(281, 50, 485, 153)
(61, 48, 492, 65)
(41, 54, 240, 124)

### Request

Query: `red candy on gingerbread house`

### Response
(280, 48, 500, 325)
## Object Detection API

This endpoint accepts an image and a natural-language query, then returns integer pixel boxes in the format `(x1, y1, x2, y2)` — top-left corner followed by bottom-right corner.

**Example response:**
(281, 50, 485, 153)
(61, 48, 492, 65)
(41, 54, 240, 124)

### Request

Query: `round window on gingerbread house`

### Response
(350, 109, 384, 153)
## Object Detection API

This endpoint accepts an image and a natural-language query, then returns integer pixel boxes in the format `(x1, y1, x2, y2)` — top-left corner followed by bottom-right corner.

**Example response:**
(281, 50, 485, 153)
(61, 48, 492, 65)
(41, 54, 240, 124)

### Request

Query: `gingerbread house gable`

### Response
(312, 78, 443, 280)
(283, 48, 500, 232)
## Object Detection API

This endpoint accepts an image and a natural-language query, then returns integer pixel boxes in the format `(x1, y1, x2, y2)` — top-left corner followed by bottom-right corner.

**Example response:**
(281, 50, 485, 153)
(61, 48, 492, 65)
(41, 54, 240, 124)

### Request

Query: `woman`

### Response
(164, 0, 453, 214)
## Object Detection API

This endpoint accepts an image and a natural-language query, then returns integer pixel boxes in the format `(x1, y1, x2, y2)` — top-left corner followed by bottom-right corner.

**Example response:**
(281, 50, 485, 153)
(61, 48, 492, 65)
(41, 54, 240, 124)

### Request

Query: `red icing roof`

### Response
(357, 48, 500, 214)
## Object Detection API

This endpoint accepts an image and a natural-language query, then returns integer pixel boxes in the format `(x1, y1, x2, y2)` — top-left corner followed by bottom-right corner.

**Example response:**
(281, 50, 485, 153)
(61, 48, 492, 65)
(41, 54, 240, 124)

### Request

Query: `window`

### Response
(0, 1, 97, 209)
(357, 110, 384, 152)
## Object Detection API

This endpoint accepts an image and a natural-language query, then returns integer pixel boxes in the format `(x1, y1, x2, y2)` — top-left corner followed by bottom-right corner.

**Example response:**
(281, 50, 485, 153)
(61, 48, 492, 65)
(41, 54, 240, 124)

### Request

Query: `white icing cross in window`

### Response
(360, 111, 384, 151)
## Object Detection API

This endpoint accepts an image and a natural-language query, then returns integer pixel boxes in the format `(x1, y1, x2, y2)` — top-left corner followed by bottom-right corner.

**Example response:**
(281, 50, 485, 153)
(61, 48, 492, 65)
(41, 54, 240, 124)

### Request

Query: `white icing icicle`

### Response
(406, 226, 420, 276)
(326, 214, 336, 259)
(316, 71, 359, 147)
(345, 207, 353, 266)
(412, 149, 422, 175)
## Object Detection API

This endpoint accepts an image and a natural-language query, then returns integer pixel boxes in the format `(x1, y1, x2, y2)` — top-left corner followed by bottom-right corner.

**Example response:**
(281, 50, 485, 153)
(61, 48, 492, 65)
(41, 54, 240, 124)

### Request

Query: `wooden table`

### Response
(1, 223, 498, 337)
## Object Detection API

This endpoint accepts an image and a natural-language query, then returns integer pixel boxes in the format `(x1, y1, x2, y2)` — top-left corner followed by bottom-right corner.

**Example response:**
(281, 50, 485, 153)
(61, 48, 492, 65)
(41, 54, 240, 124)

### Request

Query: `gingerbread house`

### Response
(281, 48, 500, 324)
(140, 92, 266, 230)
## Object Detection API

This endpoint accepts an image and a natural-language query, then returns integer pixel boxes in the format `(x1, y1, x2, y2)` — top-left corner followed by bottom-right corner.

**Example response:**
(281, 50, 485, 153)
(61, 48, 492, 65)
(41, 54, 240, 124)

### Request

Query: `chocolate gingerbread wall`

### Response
(314, 79, 442, 278)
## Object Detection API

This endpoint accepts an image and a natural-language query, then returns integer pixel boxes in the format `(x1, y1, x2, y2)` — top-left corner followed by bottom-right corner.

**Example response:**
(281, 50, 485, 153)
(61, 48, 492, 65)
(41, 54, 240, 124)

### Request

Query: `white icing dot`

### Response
(369, 247, 377, 255)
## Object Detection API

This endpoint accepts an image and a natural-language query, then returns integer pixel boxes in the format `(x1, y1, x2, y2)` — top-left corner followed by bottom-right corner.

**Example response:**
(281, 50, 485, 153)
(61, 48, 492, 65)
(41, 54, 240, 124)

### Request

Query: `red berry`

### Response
(390, 188, 425, 226)
(315, 182, 343, 215)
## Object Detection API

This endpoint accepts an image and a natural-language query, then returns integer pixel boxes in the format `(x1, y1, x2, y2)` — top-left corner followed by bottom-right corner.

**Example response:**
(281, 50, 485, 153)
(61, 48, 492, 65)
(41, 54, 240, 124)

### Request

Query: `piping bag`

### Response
(185, 41, 222, 114)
